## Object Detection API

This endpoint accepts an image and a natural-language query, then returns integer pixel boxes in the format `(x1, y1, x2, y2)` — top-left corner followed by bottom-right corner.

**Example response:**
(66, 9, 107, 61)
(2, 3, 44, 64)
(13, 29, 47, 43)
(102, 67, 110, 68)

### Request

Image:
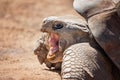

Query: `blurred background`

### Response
(0, 0, 79, 80)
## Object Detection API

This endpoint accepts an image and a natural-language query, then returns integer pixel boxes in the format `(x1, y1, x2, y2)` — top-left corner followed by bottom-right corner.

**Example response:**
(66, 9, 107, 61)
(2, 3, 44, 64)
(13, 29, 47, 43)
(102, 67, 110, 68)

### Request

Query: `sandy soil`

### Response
(0, 0, 79, 80)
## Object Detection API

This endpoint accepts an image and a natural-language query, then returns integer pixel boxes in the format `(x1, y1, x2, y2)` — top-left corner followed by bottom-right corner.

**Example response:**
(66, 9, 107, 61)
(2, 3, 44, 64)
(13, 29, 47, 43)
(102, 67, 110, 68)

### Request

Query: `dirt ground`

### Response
(0, 0, 79, 80)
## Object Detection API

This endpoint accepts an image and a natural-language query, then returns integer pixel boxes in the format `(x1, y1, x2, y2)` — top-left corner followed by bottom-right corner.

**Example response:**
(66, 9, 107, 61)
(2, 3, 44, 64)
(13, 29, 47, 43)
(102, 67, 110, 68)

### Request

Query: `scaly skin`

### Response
(62, 43, 113, 80)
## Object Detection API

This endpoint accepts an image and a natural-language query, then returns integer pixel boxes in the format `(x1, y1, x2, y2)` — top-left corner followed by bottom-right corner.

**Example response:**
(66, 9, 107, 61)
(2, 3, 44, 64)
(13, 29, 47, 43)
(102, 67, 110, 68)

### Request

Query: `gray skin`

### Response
(62, 43, 113, 80)
(73, 0, 120, 71)
(34, 16, 87, 70)
(40, 16, 89, 63)
(35, 15, 119, 80)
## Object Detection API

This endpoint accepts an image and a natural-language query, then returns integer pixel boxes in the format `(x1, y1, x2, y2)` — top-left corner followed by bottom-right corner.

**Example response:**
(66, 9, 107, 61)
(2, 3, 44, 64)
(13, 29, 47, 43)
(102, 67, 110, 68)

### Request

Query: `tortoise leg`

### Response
(61, 43, 113, 80)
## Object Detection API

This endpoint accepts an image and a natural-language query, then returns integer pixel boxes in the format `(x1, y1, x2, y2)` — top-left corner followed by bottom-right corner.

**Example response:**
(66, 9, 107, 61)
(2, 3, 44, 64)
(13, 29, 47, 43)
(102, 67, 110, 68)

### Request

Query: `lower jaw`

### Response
(47, 52, 63, 63)
(47, 58, 62, 63)
(47, 53, 56, 60)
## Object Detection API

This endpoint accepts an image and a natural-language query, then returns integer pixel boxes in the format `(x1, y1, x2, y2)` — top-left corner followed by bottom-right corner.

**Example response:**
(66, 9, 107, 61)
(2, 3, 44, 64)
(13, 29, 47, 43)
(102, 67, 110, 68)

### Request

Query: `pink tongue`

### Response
(48, 33, 59, 56)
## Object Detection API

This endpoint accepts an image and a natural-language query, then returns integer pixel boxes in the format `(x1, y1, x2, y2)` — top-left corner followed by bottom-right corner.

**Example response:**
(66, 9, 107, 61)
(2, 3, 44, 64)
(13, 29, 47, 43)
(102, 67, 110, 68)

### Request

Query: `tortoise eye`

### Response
(52, 24, 63, 30)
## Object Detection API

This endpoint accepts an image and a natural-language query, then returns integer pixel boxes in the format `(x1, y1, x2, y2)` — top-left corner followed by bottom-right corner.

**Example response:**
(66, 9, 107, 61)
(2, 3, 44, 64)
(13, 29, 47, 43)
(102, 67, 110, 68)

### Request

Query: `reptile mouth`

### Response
(47, 33, 59, 60)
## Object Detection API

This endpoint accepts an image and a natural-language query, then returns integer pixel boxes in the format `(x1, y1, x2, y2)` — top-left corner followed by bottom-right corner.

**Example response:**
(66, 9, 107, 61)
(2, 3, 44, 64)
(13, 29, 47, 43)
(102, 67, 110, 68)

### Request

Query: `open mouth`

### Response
(47, 33, 59, 59)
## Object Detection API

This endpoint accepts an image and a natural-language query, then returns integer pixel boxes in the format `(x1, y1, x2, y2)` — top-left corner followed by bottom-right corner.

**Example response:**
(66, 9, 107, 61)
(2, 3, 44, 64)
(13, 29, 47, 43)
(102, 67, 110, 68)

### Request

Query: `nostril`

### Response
(40, 26, 48, 32)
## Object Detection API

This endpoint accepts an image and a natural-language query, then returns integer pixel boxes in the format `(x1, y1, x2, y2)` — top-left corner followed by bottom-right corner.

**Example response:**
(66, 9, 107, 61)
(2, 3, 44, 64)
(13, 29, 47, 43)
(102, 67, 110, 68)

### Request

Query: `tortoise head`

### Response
(40, 16, 90, 63)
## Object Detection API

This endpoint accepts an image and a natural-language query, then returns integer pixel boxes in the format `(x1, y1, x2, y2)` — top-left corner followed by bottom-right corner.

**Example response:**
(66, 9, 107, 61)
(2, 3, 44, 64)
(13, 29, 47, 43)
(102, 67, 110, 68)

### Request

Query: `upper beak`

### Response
(40, 23, 47, 32)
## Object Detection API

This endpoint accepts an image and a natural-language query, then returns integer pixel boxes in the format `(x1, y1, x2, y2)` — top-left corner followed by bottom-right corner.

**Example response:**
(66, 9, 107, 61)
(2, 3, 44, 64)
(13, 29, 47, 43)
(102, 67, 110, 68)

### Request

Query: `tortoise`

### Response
(34, 0, 120, 79)
(34, 15, 120, 80)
